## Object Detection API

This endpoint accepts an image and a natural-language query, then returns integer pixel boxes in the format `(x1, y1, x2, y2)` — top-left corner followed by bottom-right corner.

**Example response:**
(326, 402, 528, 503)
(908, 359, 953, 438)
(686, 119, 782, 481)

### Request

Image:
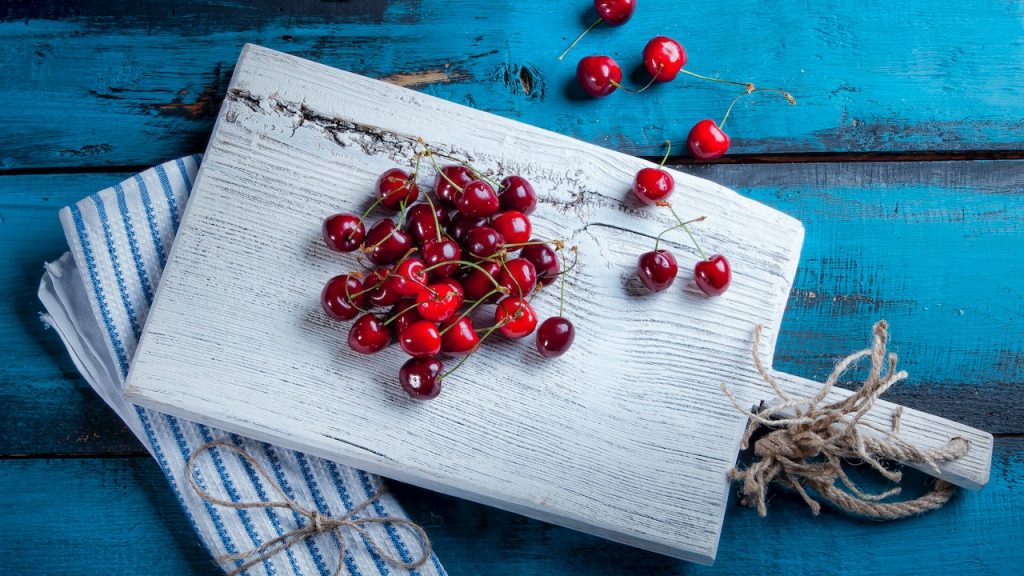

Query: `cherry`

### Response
(458, 261, 502, 303)
(323, 213, 365, 253)
(368, 269, 403, 308)
(633, 168, 674, 204)
(405, 203, 450, 245)
(536, 317, 575, 358)
(437, 277, 465, 301)
(490, 211, 532, 247)
(389, 299, 421, 335)
(399, 320, 442, 357)
(364, 219, 413, 265)
(499, 176, 537, 214)
(416, 282, 463, 322)
(637, 250, 678, 292)
(376, 168, 419, 210)
(594, 0, 635, 25)
(321, 274, 366, 321)
(393, 257, 429, 297)
(421, 237, 462, 278)
(457, 180, 500, 218)
(694, 254, 731, 297)
(520, 241, 560, 287)
(399, 356, 443, 399)
(495, 297, 538, 339)
(499, 258, 538, 297)
(576, 55, 622, 98)
(448, 213, 488, 245)
(643, 36, 686, 82)
(348, 314, 391, 354)
(434, 165, 474, 207)
(440, 316, 479, 354)
(465, 226, 505, 260)
(687, 119, 730, 160)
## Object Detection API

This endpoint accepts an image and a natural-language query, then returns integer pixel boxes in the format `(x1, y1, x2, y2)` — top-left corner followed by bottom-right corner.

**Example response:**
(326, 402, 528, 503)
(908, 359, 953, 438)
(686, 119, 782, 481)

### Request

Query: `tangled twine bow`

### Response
(722, 320, 969, 519)
(186, 441, 431, 576)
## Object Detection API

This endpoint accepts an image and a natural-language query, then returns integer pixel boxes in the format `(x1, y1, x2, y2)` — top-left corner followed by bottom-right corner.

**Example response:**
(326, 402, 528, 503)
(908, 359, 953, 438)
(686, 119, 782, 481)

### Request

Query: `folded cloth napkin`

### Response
(38, 155, 446, 576)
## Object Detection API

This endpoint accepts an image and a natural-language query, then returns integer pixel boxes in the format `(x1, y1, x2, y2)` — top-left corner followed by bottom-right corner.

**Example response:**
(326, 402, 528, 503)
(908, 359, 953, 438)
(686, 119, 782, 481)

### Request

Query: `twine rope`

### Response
(186, 441, 431, 576)
(722, 320, 969, 519)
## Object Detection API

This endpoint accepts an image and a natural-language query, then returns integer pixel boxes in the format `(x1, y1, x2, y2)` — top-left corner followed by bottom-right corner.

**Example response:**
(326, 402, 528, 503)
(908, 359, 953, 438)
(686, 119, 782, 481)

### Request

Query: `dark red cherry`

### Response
(323, 213, 365, 253)
(321, 274, 366, 321)
(459, 261, 502, 303)
(399, 320, 442, 358)
(632, 167, 675, 204)
(694, 254, 731, 297)
(457, 180, 500, 217)
(399, 356, 443, 399)
(490, 211, 532, 247)
(390, 299, 421, 335)
(495, 297, 538, 339)
(520, 241, 561, 287)
(465, 226, 505, 259)
(499, 176, 537, 214)
(643, 36, 687, 82)
(687, 119, 731, 160)
(448, 213, 488, 245)
(405, 203, 450, 245)
(348, 314, 391, 354)
(637, 250, 678, 292)
(376, 168, 419, 210)
(437, 277, 465, 301)
(434, 165, 474, 207)
(416, 282, 463, 322)
(364, 219, 413, 265)
(368, 269, 403, 308)
(393, 257, 429, 297)
(440, 316, 480, 354)
(499, 258, 538, 297)
(576, 55, 622, 98)
(594, 0, 635, 25)
(536, 317, 575, 358)
(421, 237, 462, 278)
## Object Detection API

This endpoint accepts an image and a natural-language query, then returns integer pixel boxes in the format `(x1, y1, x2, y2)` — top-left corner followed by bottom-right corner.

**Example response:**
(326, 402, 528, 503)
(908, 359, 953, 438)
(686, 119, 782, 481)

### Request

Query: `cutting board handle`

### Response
(769, 371, 992, 490)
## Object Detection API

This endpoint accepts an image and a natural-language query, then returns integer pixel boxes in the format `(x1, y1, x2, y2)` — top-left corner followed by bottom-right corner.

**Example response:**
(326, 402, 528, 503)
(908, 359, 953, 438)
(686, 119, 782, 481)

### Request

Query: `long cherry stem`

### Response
(441, 320, 507, 380)
(439, 288, 501, 336)
(659, 202, 708, 260)
(422, 259, 505, 291)
(609, 64, 662, 94)
(382, 300, 421, 326)
(425, 149, 464, 193)
(678, 68, 755, 90)
(720, 88, 796, 130)
(557, 247, 579, 318)
(658, 139, 672, 168)
(558, 18, 603, 61)
(423, 193, 444, 242)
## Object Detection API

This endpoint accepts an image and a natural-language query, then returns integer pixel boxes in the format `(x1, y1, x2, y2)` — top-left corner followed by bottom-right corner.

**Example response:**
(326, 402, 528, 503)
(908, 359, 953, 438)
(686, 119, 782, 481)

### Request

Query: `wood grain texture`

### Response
(4, 1, 1024, 169)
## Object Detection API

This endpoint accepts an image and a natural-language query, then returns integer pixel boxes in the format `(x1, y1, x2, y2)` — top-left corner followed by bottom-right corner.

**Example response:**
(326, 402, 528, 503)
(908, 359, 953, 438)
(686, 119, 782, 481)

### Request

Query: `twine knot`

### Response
(186, 441, 431, 576)
(722, 320, 970, 520)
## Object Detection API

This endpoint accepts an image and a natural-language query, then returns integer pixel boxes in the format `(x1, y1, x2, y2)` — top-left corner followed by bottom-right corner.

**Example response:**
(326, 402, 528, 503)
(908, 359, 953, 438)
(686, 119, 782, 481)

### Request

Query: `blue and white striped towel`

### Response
(38, 155, 447, 576)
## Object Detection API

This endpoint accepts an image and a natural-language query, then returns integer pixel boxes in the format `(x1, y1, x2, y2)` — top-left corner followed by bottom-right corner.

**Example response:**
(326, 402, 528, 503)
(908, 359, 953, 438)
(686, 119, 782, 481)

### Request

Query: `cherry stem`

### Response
(424, 148, 464, 194)
(660, 203, 708, 260)
(439, 288, 500, 336)
(343, 277, 372, 314)
(719, 93, 746, 130)
(360, 196, 385, 221)
(457, 160, 500, 189)
(609, 65, 662, 95)
(501, 239, 565, 250)
(677, 68, 753, 90)
(382, 300, 421, 327)
(558, 17, 603, 61)
(658, 139, 672, 168)
(719, 88, 796, 130)
(441, 320, 507, 380)
(423, 193, 443, 242)
(557, 247, 579, 318)
(423, 259, 505, 291)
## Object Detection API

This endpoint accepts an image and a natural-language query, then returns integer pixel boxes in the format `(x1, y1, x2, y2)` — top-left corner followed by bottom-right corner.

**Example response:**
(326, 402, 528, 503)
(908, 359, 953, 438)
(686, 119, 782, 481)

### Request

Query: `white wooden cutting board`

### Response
(125, 44, 992, 564)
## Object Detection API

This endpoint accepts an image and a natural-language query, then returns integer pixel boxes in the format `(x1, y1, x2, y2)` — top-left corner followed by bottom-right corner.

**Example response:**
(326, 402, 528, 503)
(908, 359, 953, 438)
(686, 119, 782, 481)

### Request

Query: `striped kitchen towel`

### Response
(38, 155, 447, 576)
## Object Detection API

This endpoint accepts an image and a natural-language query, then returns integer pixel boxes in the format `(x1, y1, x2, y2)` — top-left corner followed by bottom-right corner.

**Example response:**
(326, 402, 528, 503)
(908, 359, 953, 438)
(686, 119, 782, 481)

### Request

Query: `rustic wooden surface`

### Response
(2, 1, 1022, 574)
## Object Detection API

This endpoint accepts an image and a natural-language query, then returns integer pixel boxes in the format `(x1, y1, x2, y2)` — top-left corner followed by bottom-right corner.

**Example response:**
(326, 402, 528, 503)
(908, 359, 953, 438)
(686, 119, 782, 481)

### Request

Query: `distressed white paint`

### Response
(124, 45, 992, 564)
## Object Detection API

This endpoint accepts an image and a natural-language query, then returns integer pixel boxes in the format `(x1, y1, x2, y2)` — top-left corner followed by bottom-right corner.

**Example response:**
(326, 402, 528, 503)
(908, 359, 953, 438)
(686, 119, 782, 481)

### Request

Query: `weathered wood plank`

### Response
(4, 1, 1024, 168)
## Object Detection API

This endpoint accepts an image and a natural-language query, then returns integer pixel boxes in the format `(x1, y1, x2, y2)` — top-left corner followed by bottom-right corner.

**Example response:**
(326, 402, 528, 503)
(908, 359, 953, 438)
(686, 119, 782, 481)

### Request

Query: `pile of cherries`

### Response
(563, 0, 795, 160)
(321, 149, 575, 400)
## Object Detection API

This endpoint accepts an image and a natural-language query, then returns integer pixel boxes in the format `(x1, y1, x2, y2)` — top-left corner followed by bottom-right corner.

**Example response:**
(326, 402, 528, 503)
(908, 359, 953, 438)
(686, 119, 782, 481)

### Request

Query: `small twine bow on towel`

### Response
(186, 441, 431, 576)
(722, 320, 970, 520)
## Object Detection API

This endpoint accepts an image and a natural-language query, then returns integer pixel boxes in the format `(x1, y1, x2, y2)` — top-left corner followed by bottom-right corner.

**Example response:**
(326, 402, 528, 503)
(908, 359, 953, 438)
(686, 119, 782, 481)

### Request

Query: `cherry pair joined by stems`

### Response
(636, 202, 731, 296)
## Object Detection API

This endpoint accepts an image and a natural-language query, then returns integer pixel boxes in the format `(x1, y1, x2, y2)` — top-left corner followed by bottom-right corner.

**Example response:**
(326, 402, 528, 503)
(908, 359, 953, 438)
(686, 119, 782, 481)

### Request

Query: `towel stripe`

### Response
(263, 444, 332, 576)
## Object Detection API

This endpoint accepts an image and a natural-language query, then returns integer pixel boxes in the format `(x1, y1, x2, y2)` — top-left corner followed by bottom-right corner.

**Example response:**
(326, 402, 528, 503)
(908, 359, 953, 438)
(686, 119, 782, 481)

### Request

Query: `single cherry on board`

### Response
(323, 213, 365, 253)
(495, 297, 538, 339)
(637, 250, 678, 292)
(632, 140, 675, 205)
(321, 274, 366, 321)
(348, 314, 392, 354)
(499, 176, 537, 214)
(536, 317, 575, 358)
(399, 320, 442, 357)
(375, 168, 419, 210)
(576, 55, 622, 98)
(694, 254, 732, 297)
(399, 356, 443, 399)
(643, 36, 686, 82)
(687, 119, 731, 160)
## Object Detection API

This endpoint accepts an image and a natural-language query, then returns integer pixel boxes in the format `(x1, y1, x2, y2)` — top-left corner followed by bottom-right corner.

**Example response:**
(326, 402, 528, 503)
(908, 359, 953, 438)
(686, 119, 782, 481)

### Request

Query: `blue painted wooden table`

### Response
(2, 1, 1022, 574)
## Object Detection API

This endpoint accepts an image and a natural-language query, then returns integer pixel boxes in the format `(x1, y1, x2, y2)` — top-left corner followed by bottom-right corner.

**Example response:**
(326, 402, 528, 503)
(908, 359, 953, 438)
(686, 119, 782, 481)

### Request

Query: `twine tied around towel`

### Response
(186, 441, 431, 576)
(722, 320, 969, 520)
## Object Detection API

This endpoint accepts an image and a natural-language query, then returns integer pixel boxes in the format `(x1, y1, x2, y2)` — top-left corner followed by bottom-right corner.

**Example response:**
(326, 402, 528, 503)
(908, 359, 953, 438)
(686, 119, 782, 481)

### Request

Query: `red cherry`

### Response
(323, 213, 365, 253)
(642, 36, 687, 82)
(499, 176, 537, 214)
(376, 168, 419, 210)
(495, 297, 538, 339)
(390, 299, 421, 335)
(465, 226, 505, 260)
(416, 282, 463, 322)
(348, 314, 392, 354)
(637, 250, 678, 292)
(687, 119, 731, 160)
(421, 237, 462, 278)
(321, 274, 366, 321)
(368, 269, 403, 308)
(520, 241, 560, 287)
(491, 211, 532, 247)
(399, 320, 442, 357)
(458, 261, 502, 303)
(694, 254, 731, 297)
(405, 203, 450, 245)
(576, 55, 622, 98)
(393, 257, 429, 297)
(399, 356, 443, 399)
(440, 316, 479, 354)
(456, 181, 500, 218)
(632, 167, 675, 204)
(364, 219, 413, 265)
(498, 258, 538, 297)
(437, 277, 465, 300)
(434, 166, 474, 207)
(448, 213, 488, 245)
(536, 317, 575, 358)
(594, 0, 635, 25)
